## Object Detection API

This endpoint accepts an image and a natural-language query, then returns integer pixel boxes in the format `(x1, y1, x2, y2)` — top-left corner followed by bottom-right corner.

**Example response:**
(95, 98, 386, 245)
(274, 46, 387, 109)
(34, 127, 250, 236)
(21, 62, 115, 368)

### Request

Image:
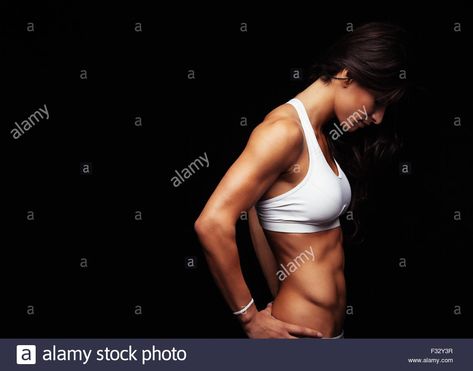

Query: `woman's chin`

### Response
(347, 125, 360, 133)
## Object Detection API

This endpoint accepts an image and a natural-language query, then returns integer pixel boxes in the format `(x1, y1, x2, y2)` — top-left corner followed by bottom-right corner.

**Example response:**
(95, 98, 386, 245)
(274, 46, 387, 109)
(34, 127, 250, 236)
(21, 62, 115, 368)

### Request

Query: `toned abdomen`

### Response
(266, 227, 347, 337)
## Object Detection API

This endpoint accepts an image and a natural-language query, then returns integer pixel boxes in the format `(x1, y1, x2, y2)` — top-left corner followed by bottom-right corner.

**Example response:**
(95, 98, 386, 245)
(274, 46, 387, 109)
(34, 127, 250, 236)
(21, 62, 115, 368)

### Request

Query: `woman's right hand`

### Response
(242, 302, 324, 339)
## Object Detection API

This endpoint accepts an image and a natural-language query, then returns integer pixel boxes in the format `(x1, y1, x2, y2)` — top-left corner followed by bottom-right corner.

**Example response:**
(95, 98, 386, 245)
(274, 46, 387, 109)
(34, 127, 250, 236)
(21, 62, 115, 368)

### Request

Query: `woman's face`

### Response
(333, 79, 386, 132)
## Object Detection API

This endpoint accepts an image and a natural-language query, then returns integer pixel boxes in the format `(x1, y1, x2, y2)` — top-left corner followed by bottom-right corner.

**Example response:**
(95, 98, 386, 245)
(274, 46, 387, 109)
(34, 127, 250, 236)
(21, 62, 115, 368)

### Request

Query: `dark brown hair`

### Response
(311, 22, 408, 105)
(312, 22, 408, 242)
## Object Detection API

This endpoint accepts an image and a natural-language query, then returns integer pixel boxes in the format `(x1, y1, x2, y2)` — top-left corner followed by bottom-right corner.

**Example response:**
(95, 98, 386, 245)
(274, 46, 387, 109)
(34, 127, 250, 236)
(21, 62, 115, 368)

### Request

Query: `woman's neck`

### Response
(295, 79, 336, 135)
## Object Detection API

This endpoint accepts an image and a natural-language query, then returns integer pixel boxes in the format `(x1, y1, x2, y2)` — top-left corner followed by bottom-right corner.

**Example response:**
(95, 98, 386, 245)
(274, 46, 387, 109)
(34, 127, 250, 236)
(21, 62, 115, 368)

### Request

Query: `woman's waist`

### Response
(272, 275, 346, 337)
(276, 266, 346, 309)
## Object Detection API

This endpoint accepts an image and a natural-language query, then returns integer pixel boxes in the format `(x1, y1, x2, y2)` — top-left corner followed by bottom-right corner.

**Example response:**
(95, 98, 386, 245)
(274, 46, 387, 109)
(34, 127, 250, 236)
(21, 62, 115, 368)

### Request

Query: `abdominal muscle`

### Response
(265, 227, 346, 338)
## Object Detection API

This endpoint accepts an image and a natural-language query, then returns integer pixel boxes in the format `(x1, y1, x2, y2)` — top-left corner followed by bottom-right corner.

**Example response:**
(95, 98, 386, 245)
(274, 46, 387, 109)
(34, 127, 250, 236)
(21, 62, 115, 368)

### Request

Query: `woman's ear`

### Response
(340, 68, 353, 87)
(333, 69, 353, 87)
(343, 78, 353, 88)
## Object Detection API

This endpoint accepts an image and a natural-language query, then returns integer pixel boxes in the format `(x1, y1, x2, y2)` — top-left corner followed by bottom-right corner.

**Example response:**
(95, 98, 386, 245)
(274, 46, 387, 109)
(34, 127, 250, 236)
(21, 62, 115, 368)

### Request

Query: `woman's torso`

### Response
(257, 101, 348, 337)
(266, 228, 346, 337)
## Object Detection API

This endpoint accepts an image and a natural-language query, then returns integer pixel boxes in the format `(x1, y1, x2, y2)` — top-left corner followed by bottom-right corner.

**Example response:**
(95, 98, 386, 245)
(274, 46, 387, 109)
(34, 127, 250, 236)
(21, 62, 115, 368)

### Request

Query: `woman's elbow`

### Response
(194, 215, 211, 237)
(194, 213, 233, 244)
(194, 213, 218, 238)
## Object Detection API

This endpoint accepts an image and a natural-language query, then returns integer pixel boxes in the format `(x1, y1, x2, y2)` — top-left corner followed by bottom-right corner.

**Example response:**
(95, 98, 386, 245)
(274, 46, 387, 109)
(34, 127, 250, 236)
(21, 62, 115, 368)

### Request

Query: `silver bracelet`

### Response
(232, 298, 254, 316)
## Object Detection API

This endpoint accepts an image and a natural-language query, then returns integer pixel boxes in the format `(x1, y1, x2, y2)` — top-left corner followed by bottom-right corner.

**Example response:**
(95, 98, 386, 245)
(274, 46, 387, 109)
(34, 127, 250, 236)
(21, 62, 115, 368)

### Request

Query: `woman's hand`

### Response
(242, 302, 324, 339)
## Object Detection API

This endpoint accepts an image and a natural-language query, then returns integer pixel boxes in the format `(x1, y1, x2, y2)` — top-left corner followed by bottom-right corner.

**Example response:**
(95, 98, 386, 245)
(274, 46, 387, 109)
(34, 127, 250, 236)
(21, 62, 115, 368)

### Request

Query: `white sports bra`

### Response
(255, 98, 352, 233)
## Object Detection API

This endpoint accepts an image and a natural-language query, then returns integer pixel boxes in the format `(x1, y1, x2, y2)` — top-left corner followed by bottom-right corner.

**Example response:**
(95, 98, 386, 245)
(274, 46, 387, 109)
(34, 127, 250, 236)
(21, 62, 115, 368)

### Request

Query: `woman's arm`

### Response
(248, 206, 279, 298)
(195, 119, 323, 338)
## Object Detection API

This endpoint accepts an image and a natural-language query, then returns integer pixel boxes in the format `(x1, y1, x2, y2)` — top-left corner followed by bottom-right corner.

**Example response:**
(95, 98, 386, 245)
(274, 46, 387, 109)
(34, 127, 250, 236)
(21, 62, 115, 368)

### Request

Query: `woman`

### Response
(195, 22, 407, 339)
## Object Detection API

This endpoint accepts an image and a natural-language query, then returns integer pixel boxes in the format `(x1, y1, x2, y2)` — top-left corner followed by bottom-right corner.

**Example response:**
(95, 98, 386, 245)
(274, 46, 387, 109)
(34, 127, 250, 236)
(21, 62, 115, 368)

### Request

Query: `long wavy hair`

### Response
(310, 22, 408, 243)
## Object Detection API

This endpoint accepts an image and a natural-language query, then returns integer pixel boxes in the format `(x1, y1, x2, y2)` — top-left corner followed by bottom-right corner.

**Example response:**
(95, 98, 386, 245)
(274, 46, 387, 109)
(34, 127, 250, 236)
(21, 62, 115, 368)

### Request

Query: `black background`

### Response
(2, 2, 471, 338)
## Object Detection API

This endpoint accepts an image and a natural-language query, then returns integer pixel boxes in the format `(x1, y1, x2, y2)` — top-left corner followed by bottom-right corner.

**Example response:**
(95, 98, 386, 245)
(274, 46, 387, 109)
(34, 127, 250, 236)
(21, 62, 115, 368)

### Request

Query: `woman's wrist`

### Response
(236, 304, 258, 327)
(232, 297, 256, 326)
(232, 298, 254, 315)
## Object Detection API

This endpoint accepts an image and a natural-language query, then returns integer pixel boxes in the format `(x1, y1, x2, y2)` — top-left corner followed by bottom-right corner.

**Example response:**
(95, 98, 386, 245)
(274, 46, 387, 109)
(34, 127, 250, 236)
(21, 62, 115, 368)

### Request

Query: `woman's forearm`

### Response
(195, 218, 257, 324)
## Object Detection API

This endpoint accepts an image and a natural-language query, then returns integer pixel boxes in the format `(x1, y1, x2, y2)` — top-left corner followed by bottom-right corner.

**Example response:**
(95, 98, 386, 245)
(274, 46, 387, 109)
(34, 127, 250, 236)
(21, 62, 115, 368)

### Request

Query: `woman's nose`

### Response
(371, 107, 386, 124)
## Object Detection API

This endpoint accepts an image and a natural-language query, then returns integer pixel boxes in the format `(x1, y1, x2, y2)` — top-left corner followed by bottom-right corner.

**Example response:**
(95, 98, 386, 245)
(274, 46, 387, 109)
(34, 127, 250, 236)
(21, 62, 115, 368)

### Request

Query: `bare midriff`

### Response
(266, 226, 346, 338)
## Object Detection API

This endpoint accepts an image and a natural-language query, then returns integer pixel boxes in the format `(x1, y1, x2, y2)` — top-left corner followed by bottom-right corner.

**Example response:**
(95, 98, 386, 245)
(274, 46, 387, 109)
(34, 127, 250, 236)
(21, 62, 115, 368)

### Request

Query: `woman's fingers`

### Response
(285, 323, 323, 338)
(248, 309, 322, 339)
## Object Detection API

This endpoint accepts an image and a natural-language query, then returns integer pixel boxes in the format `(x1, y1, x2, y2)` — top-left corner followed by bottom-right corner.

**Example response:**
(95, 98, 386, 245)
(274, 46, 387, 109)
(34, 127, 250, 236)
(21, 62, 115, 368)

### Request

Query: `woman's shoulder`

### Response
(254, 103, 303, 142)
(245, 103, 304, 164)
(264, 102, 299, 124)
